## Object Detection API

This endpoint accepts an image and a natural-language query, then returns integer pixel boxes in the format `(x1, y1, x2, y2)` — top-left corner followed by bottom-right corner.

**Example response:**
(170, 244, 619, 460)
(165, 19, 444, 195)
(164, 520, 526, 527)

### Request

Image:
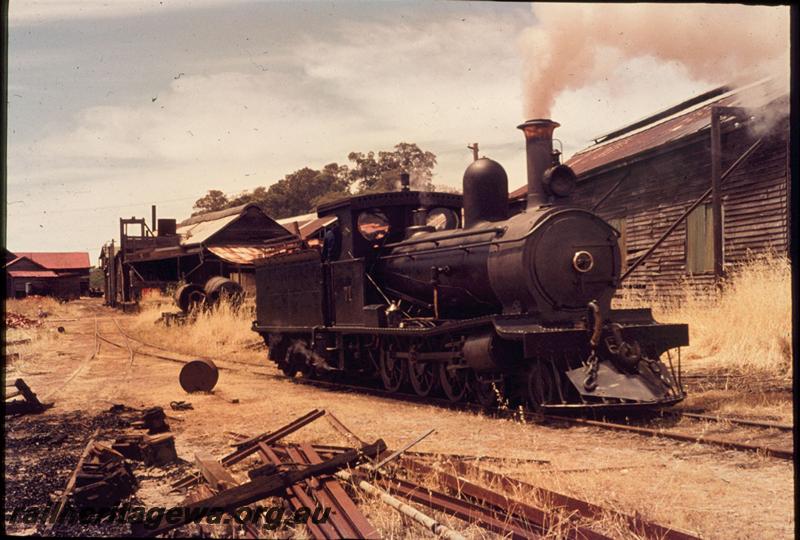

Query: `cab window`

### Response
(357, 210, 390, 241)
(426, 207, 459, 231)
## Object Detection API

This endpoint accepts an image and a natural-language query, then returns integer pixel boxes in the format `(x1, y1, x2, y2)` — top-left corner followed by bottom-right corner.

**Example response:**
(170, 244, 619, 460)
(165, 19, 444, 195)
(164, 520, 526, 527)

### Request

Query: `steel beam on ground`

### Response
(299, 444, 381, 539)
(451, 460, 700, 540)
(381, 475, 537, 539)
(402, 458, 608, 540)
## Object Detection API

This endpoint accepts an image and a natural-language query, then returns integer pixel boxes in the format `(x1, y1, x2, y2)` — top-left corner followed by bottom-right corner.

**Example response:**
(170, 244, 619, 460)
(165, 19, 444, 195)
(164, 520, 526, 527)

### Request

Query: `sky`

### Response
(6, 1, 780, 262)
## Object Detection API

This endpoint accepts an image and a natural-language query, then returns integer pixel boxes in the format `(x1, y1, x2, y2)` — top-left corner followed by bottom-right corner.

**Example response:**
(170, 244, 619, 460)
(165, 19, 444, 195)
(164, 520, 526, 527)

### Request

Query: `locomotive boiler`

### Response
(252, 119, 688, 411)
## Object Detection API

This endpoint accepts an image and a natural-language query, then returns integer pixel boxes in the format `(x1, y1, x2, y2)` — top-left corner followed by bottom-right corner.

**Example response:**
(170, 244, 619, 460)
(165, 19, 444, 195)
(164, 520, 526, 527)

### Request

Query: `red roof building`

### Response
(5, 251, 92, 299)
(12, 252, 91, 271)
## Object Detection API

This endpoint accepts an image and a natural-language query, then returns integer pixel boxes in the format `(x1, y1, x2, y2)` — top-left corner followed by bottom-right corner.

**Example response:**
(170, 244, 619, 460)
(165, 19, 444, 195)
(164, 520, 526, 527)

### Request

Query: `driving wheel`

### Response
(439, 362, 468, 402)
(470, 371, 504, 408)
(380, 343, 406, 392)
(523, 361, 556, 412)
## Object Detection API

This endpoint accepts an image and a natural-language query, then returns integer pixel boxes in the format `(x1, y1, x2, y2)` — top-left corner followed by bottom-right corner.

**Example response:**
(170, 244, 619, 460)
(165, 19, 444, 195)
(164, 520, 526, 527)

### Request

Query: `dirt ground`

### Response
(4, 298, 795, 539)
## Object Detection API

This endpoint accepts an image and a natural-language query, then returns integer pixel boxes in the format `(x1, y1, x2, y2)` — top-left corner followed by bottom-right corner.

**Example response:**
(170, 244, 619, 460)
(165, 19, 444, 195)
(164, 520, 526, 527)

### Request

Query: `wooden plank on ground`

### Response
(195, 453, 239, 491)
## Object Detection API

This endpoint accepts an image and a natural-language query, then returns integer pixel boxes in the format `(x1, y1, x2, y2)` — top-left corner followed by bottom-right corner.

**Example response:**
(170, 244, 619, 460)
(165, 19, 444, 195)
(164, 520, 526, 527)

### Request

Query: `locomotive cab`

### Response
(254, 190, 464, 332)
(315, 190, 463, 327)
(316, 190, 464, 262)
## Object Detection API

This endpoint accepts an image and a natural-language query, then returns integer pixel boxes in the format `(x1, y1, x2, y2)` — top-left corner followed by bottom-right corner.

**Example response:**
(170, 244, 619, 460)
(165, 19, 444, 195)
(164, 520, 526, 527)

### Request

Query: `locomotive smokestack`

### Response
(517, 119, 559, 208)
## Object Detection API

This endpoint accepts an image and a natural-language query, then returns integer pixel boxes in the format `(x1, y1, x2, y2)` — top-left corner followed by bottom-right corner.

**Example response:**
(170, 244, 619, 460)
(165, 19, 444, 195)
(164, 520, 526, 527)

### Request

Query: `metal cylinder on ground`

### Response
(203, 276, 244, 308)
(174, 283, 206, 313)
(179, 359, 219, 393)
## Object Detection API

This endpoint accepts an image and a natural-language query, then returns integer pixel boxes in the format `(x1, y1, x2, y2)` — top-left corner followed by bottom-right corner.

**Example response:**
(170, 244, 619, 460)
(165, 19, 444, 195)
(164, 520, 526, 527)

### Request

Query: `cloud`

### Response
(9, 0, 231, 24)
(13, 10, 532, 194)
(9, 2, 782, 261)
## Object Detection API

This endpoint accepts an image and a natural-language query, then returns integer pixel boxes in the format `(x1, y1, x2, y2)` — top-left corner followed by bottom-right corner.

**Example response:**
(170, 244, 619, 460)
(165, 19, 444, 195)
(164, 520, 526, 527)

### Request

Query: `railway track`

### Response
(111, 318, 135, 368)
(679, 372, 792, 395)
(42, 317, 101, 401)
(288, 375, 795, 460)
(105, 322, 794, 461)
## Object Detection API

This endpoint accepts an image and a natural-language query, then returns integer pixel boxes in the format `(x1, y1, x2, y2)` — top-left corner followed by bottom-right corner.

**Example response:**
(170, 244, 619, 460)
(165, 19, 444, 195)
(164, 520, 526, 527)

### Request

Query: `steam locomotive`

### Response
(252, 119, 687, 411)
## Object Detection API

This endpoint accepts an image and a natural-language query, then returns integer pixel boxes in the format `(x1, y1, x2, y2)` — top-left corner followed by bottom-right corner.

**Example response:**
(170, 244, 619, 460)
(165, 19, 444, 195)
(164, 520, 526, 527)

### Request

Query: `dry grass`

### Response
(5, 297, 98, 384)
(6, 295, 66, 319)
(6, 296, 85, 356)
(6, 295, 792, 540)
(617, 253, 792, 379)
(128, 290, 262, 361)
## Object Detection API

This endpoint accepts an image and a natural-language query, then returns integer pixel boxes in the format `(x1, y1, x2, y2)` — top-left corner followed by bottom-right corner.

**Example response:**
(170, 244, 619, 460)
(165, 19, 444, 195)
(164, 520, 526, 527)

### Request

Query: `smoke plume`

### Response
(520, 4, 790, 118)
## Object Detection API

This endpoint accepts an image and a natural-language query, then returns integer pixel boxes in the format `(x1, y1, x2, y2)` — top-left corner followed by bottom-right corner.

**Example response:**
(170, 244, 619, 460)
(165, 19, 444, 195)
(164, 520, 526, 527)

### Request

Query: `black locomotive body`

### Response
(252, 120, 688, 411)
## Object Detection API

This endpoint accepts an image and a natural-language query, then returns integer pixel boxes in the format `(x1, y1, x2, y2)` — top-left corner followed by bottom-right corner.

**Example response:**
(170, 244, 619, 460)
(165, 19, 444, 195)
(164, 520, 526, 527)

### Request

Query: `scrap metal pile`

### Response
(6, 311, 43, 329)
(161, 409, 699, 540)
(48, 407, 180, 530)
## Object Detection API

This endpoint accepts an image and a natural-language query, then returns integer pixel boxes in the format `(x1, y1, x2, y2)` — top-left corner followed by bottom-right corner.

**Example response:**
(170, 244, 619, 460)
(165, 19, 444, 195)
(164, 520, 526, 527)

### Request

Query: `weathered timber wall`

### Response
(569, 118, 789, 301)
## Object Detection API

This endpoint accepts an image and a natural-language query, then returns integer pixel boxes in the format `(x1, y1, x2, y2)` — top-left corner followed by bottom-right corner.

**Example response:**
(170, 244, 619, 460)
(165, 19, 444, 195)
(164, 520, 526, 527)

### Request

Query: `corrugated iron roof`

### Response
(8, 270, 60, 278)
(177, 212, 240, 246)
(207, 245, 292, 265)
(277, 212, 318, 225)
(276, 212, 336, 239)
(569, 78, 787, 176)
(299, 216, 337, 239)
(509, 78, 788, 199)
(5, 256, 26, 268)
(11, 252, 91, 270)
(179, 203, 255, 226)
(176, 204, 290, 247)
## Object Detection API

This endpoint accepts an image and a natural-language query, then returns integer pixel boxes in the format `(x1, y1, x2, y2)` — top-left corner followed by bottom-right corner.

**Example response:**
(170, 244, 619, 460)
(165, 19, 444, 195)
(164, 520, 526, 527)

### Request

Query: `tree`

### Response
(348, 143, 437, 193)
(208, 163, 352, 219)
(262, 164, 352, 218)
(190, 142, 439, 220)
(192, 190, 230, 215)
(347, 151, 382, 192)
(228, 186, 268, 208)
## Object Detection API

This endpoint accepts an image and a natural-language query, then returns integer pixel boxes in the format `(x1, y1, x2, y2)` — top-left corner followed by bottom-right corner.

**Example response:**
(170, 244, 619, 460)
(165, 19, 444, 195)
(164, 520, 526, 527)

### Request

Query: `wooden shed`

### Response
(100, 203, 298, 305)
(511, 78, 790, 299)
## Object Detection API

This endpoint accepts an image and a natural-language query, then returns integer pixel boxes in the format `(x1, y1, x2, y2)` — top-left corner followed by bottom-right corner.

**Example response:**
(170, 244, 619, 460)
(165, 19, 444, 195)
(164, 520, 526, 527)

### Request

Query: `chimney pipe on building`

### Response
(151, 205, 157, 234)
(400, 172, 410, 191)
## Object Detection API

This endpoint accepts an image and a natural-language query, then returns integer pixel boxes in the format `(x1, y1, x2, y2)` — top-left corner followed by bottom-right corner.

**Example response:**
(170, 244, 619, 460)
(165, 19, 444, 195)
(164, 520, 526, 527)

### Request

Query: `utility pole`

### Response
(467, 143, 479, 162)
(710, 106, 724, 280)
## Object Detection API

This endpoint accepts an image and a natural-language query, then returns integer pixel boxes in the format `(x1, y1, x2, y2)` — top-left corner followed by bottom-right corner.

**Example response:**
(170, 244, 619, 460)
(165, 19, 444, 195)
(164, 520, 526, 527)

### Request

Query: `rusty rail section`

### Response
(327, 412, 699, 540)
(171, 409, 325, 491)
(376, 474, 540, 539)
(296, 444, 380, 538)
(447, 459, 699, 540)
(399, 459, 609, 540)
(170, 409, 380, 539)
(140, 438, 386, 537)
